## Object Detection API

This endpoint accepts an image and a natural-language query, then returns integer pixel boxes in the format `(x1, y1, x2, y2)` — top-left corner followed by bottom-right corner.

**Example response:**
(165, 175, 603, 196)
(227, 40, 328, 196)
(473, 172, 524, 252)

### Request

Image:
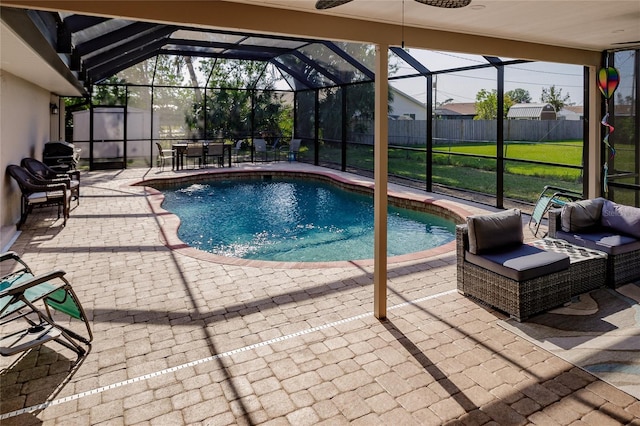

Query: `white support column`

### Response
(374, 44, 388, 319)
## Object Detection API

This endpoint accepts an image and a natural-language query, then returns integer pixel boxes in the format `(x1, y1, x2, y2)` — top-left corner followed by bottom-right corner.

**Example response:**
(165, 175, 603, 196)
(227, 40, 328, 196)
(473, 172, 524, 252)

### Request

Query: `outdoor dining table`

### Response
(172, 143, 188, 170)
(172, 143, 232, 170)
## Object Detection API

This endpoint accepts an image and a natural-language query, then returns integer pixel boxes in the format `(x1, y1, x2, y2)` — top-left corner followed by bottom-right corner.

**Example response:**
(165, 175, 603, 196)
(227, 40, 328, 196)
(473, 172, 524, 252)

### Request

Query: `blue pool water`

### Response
(160, 178, 455, 262)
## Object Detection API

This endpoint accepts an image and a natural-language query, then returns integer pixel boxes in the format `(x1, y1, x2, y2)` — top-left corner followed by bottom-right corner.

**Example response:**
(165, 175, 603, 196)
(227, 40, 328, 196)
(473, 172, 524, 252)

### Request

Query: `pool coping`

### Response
(133, 167, 475, 269)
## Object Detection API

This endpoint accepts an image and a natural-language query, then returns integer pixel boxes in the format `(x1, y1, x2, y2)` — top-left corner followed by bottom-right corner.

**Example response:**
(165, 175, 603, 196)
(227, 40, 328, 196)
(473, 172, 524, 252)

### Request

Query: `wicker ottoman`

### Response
(530, 238, 607, 296)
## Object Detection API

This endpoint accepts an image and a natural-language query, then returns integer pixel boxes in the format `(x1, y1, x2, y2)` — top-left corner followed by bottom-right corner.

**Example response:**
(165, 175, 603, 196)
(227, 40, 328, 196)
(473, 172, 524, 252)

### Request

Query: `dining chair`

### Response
(281, 139, 302, 162)
(233, 139, 244, 163)
(205, 143, 225, 167)
(185, 143, 204, 169)
(253, 139, 270, 162)
(155, 142, 174, 171)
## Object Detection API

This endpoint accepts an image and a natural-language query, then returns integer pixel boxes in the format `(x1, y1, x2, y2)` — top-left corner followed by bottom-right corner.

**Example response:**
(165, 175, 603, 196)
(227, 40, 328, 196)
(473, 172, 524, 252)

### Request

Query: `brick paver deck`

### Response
(1, 164, 638, 425)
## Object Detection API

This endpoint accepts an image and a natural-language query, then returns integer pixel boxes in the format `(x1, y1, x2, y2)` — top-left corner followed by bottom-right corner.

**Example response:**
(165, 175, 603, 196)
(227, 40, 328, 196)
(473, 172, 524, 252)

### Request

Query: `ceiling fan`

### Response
(316, 0, 471, 10)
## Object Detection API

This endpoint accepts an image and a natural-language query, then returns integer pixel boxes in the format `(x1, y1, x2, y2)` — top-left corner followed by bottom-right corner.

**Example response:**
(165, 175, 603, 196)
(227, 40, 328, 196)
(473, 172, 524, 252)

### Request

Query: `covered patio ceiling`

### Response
(0, 6, 526, 97)
(229, 0, 640, 52)
(2, 1, 639, 98)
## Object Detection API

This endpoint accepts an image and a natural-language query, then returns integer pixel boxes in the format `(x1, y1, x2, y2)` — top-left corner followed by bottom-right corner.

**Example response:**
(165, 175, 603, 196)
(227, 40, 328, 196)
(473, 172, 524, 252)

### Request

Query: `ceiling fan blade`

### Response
(414, 0, 472, 8)
(315, 0, 353, 10)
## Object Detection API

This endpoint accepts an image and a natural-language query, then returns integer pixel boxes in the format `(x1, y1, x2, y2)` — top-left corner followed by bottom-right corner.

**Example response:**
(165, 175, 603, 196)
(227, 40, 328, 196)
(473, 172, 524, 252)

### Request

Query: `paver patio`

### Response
(1, 163, 638, 425)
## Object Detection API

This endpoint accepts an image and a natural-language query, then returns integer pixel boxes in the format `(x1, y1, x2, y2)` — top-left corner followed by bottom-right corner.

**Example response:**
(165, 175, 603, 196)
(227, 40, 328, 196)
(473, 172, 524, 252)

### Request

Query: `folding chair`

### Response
(0, 252, 92, 357)
(528, 185, 582, 237)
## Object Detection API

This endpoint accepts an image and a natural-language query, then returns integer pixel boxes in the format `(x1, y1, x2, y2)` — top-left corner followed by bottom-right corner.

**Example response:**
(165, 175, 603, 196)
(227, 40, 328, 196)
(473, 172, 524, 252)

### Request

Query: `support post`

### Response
(374, 44, 388, 320)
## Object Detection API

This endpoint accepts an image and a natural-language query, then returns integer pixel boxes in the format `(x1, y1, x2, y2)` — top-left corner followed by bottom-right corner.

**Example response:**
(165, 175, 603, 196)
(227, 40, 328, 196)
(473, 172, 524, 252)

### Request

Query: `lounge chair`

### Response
(0, 251, 92, 357)
(528, 185, 582, 237)
(6, 165, 72, 229)
(21, 157, 80, 206)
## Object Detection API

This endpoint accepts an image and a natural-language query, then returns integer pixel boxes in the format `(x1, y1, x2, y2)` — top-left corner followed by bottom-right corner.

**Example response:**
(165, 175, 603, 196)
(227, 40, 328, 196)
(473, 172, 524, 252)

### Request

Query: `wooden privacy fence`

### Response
(347, 119, 583, 146)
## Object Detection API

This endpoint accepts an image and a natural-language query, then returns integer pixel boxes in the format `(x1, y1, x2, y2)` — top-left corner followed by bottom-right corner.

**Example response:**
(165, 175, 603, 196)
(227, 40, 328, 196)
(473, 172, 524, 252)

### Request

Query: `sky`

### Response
(141, 47, 588, 108)
(388, 49, 585, 106)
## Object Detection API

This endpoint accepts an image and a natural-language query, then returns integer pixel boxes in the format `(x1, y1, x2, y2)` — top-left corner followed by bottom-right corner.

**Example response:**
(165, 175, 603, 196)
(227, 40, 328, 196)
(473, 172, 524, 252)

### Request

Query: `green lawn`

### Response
(333, 140, 585, 203)
(444, 140, 583, 166)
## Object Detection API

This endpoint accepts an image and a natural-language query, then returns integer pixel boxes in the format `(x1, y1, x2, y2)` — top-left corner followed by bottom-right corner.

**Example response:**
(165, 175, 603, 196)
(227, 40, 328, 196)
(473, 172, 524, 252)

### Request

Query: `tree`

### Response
(436, 98, 454, 108)
(297, 44, 397, 141)
(541, 85, 572, 112)
(188, 59, 290, 139)
(92, 76, 128, 105)
(474, 89, 514, 119)
(505, 88, 531, 104)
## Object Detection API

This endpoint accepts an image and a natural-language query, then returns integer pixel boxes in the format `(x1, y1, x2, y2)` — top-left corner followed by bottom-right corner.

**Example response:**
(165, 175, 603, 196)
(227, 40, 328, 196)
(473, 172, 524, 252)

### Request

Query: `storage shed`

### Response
(72, 107, 159, 162)
(507, 103, 556, 120)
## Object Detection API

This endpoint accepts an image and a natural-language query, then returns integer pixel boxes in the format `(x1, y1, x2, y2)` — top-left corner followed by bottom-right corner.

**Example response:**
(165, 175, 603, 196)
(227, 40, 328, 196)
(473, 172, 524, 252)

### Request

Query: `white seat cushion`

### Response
(27, 192, 48, 203)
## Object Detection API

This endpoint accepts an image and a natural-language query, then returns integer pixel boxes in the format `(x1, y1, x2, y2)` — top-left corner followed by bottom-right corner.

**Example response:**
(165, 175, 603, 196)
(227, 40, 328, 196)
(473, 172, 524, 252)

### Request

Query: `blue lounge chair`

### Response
(528, 185, 582, 237)
(0, 252, 92, 357)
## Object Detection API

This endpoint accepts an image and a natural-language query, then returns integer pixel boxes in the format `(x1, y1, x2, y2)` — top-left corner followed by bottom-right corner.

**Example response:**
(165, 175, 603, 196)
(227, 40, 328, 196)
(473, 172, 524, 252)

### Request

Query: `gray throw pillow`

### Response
(561, 198, 605, 232)
(601, 200, 640, 239)
(467, 209, 523, 254)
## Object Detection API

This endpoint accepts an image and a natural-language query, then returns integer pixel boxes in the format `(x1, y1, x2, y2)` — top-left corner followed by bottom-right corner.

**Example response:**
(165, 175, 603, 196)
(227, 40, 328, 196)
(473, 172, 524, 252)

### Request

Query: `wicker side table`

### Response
(530, 238, 608, 297)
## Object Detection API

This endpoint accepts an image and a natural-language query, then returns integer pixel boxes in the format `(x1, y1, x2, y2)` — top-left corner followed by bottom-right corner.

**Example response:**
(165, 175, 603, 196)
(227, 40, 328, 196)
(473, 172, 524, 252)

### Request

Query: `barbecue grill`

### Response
(43, 140, 81, 172)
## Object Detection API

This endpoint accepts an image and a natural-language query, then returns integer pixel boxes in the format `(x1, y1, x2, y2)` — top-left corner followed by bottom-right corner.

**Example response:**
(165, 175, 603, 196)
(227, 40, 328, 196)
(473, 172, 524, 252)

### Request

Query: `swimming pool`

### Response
(159, 176, 456, 262)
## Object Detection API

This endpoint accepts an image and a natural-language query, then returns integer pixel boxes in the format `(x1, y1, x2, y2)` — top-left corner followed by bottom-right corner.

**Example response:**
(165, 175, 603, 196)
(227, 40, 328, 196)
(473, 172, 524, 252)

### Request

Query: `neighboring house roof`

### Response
(557, 105, 583, 120)
(613, 104, 634, 117)
(436, 103, 477, 117)
(562, 105, 583, 115)
(391, 87, 425, 109)
(389, 87, 427, 120)
(507, 103, 556, 119)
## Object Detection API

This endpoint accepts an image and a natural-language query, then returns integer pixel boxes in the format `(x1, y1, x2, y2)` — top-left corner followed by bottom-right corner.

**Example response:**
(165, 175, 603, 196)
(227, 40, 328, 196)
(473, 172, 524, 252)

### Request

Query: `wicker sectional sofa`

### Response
(457, 209, 571, 321)
(548, 198, 640, 287)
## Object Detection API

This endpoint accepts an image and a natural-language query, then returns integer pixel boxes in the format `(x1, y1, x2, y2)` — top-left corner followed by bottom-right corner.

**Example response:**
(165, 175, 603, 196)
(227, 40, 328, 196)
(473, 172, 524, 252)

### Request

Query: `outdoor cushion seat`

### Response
(555, 230, 640, 256)
(549, 198, 640, 287)
(27, 192, 48, 203)
(465, 244, 569, 282)
(457, 208, 572, 321)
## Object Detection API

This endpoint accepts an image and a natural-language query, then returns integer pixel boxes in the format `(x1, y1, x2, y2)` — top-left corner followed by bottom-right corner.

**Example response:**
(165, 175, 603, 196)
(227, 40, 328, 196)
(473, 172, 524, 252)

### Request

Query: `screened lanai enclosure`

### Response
(47, 9, 639, 208)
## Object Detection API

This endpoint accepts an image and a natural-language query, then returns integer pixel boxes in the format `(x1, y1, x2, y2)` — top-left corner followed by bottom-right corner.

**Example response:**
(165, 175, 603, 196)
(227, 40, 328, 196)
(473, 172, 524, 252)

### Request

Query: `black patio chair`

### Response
(6, 165, 71, 229)
(21, 157, 80, 205)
